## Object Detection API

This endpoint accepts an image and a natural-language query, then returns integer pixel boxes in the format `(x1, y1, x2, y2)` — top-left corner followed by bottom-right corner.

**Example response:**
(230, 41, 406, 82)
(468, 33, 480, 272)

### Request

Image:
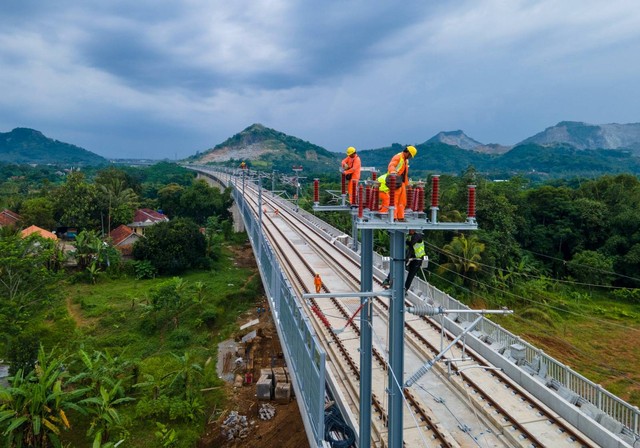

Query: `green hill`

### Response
(0, 128, 107, 166)
(187, 123, 340, 172)
(188, 122, 640, 179)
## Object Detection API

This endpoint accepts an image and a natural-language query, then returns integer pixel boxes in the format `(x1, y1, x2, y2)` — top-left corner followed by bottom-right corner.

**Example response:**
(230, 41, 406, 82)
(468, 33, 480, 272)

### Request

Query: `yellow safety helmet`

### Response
(346, 146, 356, 155)
(405, 145, 417, 158)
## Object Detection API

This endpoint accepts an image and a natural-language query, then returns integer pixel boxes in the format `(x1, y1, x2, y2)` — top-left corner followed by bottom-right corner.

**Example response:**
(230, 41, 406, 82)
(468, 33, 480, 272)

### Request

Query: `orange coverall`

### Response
(388, 152, 409, 219)
(314, 274, 322, 293)
(342, 154, 361, 205)
(377, 173, 390, 213)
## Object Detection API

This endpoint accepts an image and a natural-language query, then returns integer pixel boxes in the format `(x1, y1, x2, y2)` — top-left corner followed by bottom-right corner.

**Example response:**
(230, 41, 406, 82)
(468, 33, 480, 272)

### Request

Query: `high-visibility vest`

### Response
(378, 173, 389, 193)
(388, 152, 409, 184)
(413, 241, 426, 258)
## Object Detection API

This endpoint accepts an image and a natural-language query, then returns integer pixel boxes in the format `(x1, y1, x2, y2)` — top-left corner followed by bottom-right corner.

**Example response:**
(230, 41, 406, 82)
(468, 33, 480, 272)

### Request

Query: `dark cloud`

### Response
(0, 1, 639, 158)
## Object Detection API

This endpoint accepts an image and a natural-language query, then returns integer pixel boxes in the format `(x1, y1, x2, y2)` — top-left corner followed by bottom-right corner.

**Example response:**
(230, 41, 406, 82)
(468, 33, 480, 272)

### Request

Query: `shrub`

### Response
(168, 328, 192, 349)
(139, 315, 159, 335)
(131, 260, 157, 280)
(7, 331, 40, 375)
(200, 307, 220, 329)
(135, 395, 203, 422)
(611, 288, 640, 304)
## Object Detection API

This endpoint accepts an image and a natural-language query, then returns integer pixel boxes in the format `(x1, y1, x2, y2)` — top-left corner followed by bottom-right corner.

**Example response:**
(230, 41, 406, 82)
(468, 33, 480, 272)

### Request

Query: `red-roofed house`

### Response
(109, 224, 141, 256)
(128, 208, 169, 236)
(0, 209, 21, 228)
(21, 225, 58, 240)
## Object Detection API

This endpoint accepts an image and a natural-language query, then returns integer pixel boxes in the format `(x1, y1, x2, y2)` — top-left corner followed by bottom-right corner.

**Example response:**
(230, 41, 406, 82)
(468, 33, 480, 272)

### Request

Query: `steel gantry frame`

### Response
(312, 173, 500, 448)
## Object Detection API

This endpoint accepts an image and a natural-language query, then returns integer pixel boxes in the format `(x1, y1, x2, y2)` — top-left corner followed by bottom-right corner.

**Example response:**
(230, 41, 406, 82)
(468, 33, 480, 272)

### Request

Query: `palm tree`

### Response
(99, 179, 139, 236)
(0, 346, 90, 447)
(439, 233, 485, 286)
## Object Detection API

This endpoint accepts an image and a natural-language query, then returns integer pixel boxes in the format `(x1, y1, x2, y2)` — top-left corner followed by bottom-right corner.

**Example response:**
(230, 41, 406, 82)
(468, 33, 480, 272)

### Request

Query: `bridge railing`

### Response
(408, 274, 640, 439)
(230, 178, 327, 447)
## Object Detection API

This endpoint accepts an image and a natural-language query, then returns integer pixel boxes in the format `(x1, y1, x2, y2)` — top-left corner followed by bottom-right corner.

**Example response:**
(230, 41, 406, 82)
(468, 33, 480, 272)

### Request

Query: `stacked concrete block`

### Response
(272, 366, 288, 386)
(256, 369, 273, 401)
(274, 382, 291, 403)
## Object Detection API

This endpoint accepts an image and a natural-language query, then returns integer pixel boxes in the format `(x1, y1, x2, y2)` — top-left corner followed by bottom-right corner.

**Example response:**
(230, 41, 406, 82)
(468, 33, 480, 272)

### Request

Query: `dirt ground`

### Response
(198, 244, 310, 448)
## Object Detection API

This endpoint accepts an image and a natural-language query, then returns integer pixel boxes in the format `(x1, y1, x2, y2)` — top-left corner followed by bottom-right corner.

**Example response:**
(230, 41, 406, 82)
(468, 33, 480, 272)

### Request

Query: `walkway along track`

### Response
(234, 175, 599, 448)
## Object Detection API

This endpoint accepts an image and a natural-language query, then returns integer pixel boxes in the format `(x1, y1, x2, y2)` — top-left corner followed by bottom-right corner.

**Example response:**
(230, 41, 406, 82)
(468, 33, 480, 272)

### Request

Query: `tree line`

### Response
(304, 169, 640, 303)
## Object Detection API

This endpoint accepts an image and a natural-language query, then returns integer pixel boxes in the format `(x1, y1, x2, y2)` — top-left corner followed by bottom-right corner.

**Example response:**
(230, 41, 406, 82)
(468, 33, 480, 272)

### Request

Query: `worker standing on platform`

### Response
(404, 230, 426, 291)
(341, 146, 361, 205)
(387, 145, 417, 221)
(377, 172, 390, 213)
(240, 161, 247, 169)
(314, 273, 323, 293)
(382, 230, 426, 291)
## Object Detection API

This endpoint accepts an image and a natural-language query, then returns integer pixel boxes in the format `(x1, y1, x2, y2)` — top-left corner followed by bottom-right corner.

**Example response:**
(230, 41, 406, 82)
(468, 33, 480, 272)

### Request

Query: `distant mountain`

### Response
(0, 128, 106, 166)
(427, 130, 511, 155)
(187, 123, 339, 172)
(519, 121, 640, 153)
(186, 121, 640, 179)
(428, 130, 483, 151)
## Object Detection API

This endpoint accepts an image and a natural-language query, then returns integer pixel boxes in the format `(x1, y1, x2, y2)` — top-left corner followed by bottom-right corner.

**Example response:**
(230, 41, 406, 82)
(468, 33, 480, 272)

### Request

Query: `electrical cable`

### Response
(522, 247, 640, 285)
(366, 321, 432, 448)
(413, 381, 486, 448)
(427, 260, 640, 387)
(453, 360, 494, 448)
(425, 240, 640, 289)
(324, 404, 356, 448)
(428, 258, 640, 333)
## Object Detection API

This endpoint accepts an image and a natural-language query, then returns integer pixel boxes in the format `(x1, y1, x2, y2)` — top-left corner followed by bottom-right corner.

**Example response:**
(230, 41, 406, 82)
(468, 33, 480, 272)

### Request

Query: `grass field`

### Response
(483, 282, 640, 406)
(46, 243, 262, 447)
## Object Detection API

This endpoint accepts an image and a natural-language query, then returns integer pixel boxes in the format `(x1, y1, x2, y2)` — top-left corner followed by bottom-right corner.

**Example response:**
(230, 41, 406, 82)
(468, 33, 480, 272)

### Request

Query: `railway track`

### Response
(225, 172, 599, 448)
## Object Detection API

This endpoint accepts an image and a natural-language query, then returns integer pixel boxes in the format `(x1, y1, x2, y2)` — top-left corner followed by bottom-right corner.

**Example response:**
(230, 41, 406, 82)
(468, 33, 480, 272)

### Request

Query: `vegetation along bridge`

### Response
(192, 166, 639, 448)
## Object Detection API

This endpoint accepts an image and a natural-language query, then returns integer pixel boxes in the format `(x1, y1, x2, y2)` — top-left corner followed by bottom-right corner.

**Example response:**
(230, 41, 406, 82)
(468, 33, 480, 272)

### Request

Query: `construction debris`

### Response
(221, 411, 250, 441)
(259, 403, 276, 421)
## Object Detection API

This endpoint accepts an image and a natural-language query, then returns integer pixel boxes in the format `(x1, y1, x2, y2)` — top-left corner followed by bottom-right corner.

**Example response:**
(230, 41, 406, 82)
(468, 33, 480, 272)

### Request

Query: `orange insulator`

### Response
(389, 174, 396, 207)
(406, 186, 415, 211)
(431, 175, 440, 208)
(467, 185, 476, 218)
(417, 187, 425, 212)
(372, 187, 380, 211)
(313, 179, 319, 203)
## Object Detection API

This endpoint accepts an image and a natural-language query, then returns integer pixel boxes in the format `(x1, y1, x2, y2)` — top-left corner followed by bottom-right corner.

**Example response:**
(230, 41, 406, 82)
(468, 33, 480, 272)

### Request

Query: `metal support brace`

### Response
(405, 316, 484, 387)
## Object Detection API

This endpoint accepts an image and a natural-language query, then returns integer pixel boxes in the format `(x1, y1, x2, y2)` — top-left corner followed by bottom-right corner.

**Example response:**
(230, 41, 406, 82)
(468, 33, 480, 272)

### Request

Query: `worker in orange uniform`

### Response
(377, 172, 390, 213)
(314, 273, 323, 293)
(387, 145, 417, 221)
(341, 146, 361, 205)
(239, 161, 247, 169)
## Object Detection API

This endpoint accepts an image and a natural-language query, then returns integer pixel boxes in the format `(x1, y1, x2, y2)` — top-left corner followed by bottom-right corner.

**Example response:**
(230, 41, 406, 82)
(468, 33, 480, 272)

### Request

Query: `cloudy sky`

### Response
(1, 1, 639, 159)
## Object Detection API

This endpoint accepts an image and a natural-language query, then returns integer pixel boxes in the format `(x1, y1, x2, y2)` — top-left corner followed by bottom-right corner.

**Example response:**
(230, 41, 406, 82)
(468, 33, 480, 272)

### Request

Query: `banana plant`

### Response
(0, 345, 90, 447)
